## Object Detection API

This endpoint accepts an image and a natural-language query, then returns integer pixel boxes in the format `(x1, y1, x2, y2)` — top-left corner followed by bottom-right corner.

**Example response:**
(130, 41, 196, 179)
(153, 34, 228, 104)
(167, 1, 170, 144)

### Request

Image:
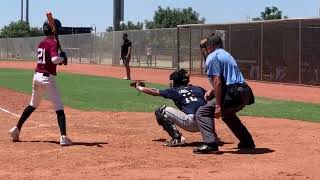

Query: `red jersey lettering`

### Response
(35, 37, 59, 75)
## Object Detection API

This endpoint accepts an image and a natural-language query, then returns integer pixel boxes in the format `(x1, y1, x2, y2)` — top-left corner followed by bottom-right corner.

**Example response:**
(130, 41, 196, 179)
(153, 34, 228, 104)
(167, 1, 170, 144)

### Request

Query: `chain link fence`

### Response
(0, 28, 179, 69)
(177, 18, 320, 86)
(1, 18, 320, 86)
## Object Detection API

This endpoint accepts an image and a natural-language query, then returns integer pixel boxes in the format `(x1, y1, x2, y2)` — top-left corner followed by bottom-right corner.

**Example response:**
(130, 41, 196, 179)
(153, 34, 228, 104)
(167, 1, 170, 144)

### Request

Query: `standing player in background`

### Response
(9, 18, 72, 146)
(121, 33, 132, 80)
(133, 69, 219, 147)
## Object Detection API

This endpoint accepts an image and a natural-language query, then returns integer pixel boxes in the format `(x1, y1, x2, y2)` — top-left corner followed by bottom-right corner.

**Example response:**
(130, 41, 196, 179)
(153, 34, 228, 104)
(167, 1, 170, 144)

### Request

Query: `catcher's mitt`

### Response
(130, 80, 146, 88)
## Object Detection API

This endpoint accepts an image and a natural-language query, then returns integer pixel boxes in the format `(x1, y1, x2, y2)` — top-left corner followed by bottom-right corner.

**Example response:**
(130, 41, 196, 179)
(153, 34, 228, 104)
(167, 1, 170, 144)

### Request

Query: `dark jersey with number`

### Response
(121, 40, 132, 57)
(35, 37, 59, 75)
(159, 85, 207, 114)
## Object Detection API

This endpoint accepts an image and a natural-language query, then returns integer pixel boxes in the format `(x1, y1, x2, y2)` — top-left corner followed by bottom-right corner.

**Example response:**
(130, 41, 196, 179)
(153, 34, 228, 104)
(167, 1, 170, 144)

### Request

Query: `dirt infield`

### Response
(1, 61, 320, 179)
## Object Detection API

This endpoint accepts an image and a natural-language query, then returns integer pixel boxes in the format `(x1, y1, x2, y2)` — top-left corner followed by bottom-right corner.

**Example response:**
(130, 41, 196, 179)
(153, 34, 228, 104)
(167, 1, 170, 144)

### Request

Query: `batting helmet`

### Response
(169, 69, 190, 88)
(43, 18, 62, 36)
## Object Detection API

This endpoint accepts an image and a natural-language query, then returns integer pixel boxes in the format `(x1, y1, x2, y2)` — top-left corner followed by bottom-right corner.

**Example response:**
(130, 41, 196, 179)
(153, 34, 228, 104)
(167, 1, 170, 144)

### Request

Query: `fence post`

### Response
(6, 38, 9, 59)
(77, 35, 81, 63)
(171, 29, 175, 69)
(112, 31, 118, 65)
(228, 25, 232, 53)
(200, 26, 203, 75)
(260, 21, 264, 81)
(189, 27, 192, 75)
(298, 19, 302, 84)
(176, 27, 180, 69)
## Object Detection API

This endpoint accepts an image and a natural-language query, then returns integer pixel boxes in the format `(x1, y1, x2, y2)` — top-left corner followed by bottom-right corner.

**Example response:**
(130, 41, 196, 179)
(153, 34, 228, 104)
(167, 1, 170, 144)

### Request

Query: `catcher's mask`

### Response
(169, 69, 190, 88)
(43, 18, 62, 36)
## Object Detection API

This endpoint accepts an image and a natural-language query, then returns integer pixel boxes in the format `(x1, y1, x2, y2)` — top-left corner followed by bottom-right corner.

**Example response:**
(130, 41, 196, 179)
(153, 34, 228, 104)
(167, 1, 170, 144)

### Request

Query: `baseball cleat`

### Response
(237, 141, 255, 149)
(60, 135, 72, 146)
(164, 136, 186, 147)
(193, 143, 220, 154)
(9, 126, 20, 142)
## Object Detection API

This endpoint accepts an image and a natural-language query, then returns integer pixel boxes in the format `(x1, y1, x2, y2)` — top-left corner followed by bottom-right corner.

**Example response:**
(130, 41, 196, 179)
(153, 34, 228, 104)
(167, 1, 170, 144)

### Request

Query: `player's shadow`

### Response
(152, 138, 167, 143)
(152, 138, 274, 155)
(221, 148, 275, 155)
(19, 140, 108, 148)
(184, 141, 232, 147)
(152, 138, 230, 146)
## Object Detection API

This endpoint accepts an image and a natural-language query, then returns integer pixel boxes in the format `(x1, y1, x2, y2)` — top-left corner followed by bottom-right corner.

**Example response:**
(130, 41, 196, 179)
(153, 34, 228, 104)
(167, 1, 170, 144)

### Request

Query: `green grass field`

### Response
(0, 68, 319, 122)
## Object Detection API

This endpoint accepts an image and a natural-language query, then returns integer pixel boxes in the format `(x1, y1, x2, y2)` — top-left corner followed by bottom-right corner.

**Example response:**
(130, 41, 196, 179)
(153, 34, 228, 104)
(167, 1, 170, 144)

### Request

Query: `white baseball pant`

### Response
(29, 72, 64, 111)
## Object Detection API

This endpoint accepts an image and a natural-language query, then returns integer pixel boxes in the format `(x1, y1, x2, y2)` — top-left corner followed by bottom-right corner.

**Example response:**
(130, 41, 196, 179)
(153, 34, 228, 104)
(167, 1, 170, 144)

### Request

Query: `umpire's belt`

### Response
(228, 82, 248, 88)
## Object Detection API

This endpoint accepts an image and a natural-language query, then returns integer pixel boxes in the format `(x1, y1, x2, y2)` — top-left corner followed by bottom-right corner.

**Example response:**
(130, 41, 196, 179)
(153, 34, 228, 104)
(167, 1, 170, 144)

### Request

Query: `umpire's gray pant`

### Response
(164, 107, 199, 132)
(195, 99, 254, 144)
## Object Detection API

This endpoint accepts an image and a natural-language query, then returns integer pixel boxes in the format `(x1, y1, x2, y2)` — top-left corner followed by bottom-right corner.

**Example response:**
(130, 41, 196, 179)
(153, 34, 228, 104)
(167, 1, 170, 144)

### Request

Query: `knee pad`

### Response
(154, 105, 167, 126)
(154, 105, 181, 139)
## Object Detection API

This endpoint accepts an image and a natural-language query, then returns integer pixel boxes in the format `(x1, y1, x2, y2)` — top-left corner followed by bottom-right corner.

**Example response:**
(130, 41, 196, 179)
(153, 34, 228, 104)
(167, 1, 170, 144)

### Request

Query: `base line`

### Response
(0, 107, 21, 118)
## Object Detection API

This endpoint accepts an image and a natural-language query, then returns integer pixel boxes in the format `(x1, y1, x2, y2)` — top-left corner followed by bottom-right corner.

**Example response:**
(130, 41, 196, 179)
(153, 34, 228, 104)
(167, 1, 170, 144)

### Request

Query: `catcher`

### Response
(130, 69, 219, 147)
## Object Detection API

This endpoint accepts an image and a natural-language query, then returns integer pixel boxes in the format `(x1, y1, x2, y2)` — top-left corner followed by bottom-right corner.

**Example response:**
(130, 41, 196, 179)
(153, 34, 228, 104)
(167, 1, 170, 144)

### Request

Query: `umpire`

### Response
(193, 35, 255, 154)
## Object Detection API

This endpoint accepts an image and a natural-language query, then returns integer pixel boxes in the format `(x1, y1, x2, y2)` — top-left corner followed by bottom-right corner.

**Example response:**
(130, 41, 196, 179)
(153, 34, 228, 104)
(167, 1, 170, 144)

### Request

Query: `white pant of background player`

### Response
(30, 72, 64, 111)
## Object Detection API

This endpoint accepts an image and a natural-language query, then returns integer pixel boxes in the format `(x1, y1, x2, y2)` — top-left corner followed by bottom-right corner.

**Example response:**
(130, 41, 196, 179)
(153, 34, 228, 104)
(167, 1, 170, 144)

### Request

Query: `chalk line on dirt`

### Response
(1, 107, 101, 128)
(0, 107, 21, 118)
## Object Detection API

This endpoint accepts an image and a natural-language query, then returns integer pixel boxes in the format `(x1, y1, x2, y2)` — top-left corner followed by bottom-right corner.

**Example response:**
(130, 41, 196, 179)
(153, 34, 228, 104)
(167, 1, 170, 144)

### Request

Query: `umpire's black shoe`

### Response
(237, 142, 256, 149)
(193, 143, 220, 154)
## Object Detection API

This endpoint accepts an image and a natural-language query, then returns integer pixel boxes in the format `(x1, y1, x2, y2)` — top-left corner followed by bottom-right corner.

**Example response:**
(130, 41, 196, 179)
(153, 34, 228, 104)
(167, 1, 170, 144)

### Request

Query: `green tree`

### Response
(252, 6, 287, 21)
(0, 21, 43, 38)
(145, 6, 205, 29)
(106, 21, 143, 32)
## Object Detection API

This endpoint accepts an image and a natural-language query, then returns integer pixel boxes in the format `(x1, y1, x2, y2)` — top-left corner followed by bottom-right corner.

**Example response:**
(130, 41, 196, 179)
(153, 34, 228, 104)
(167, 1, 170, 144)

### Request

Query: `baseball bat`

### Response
(46, 11, 63, 52)
(46, 11, 67, 65)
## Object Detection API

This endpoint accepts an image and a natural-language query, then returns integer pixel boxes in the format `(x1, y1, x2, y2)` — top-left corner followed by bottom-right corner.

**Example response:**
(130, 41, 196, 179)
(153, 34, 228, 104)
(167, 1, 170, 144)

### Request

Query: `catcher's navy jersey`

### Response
(159, 85, 206, 114)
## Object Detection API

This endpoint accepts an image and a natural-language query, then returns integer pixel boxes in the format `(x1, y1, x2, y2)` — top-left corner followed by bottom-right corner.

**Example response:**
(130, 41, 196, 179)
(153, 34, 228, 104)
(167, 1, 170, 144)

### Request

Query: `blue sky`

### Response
(0, 0, 319, 32)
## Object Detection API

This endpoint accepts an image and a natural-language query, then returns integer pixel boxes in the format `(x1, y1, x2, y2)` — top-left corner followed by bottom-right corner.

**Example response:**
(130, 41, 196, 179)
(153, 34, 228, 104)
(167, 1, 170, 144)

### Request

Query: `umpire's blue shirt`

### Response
(206, 48, 245, 85)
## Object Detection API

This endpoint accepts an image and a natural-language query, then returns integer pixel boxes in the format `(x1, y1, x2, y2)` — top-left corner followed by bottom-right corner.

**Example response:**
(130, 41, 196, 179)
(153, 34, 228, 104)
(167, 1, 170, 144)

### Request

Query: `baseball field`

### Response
(1, 61, 320, 179)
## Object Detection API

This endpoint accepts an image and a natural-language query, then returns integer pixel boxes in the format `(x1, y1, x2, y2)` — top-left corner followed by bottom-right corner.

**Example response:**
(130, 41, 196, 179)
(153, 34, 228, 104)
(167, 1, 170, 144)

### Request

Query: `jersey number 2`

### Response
(37, 48, 46, 64)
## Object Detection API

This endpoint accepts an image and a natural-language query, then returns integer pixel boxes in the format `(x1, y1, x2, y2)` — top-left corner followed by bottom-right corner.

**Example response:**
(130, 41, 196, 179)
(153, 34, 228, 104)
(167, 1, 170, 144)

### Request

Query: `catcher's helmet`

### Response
(43, 18, 62, 36)
(169, 69, 190, 88)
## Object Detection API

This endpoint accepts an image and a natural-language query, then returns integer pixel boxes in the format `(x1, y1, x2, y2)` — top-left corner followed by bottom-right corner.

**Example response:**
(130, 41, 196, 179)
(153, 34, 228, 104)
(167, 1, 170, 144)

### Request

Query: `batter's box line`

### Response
(27, 124, 57, 129)
(1, 107, 102, 128)
(0, 107, 21, 118)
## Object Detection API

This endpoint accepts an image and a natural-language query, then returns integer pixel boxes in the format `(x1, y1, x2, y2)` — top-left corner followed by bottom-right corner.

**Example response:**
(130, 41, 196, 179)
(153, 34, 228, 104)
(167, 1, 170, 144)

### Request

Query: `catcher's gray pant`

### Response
(164, 107, 199, 132)
(196, 99, 254, 144)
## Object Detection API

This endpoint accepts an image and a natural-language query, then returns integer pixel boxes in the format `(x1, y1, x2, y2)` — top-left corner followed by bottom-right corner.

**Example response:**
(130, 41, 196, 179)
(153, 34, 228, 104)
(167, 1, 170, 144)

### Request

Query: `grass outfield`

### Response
(0, 68, 319, 122)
